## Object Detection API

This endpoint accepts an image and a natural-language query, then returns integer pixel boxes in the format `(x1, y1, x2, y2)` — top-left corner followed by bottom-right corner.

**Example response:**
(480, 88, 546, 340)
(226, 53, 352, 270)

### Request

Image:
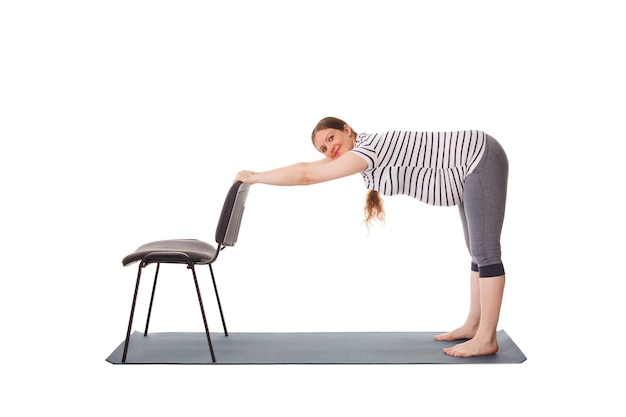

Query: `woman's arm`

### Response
(235, 153, 367, 186)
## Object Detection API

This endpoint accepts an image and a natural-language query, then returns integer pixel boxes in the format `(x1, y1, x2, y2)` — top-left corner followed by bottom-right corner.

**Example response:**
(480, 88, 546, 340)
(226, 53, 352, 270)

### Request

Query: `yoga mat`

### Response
(106, 330, 526, 364)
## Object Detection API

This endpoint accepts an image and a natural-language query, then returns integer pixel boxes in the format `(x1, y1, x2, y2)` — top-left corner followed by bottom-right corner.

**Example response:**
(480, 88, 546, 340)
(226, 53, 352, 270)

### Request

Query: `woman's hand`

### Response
(235, 170, 255, 184)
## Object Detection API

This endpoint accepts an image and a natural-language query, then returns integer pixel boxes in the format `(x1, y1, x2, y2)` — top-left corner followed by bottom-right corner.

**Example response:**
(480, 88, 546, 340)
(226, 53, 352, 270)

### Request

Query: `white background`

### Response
(2, 1, 624, 415)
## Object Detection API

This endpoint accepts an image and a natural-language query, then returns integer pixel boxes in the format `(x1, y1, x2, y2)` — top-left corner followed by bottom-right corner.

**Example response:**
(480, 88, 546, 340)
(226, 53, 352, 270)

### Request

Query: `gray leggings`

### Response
(458, 135, 508, 277)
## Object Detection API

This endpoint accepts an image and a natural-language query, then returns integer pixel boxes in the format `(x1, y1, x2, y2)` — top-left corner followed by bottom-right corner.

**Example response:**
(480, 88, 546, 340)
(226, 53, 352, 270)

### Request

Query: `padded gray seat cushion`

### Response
(122, 239, 218, 266)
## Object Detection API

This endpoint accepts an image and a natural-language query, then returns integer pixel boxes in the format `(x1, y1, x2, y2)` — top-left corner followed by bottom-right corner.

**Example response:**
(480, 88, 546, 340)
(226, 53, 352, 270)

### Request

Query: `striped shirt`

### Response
(349, 130, 486, 206)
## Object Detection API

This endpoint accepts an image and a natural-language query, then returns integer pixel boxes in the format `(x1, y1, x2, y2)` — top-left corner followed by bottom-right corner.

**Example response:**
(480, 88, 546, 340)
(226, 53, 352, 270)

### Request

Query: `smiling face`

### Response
(312, 125, 356, 159)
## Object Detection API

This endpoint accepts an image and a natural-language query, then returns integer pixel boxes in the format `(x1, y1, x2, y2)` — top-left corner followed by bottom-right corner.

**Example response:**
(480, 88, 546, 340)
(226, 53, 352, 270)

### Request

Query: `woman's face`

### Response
(312, 126, 355, 159)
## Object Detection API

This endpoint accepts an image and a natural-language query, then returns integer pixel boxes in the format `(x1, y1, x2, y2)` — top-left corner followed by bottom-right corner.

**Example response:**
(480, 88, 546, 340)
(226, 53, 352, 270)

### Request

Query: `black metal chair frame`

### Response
(120, 181, 251, 363)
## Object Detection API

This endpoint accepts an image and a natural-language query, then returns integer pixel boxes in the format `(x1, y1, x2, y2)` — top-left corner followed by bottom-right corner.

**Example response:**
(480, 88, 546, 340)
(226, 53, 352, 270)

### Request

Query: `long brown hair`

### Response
(312, 116, 385, 227)
(364, 189, 385, 226)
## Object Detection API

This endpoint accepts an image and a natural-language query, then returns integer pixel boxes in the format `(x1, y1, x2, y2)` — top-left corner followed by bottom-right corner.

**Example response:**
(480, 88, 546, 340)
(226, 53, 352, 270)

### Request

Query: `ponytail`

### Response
(364, 190, 385, 226)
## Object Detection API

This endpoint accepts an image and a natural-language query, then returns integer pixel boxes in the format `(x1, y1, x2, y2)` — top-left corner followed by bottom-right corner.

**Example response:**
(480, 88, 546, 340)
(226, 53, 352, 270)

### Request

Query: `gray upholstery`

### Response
(122, 239, 217, 266)
(122, 181, 250, 267)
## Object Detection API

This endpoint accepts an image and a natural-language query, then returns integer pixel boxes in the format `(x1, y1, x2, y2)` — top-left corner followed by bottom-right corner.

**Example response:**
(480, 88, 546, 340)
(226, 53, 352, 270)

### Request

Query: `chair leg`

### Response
(144, 263, 160, 336)
(190, 264, 216, 362)
(122, 263, 144, 363)
(209, 264, 228, 336)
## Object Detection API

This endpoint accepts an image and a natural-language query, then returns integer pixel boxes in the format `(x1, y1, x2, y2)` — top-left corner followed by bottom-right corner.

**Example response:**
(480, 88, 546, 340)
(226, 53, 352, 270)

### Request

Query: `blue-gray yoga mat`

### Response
(106, 330, 526, 364)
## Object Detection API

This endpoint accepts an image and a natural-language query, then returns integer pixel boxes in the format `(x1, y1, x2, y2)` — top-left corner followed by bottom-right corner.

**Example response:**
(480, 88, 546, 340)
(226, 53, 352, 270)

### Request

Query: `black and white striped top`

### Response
(349, 130, 486, 206)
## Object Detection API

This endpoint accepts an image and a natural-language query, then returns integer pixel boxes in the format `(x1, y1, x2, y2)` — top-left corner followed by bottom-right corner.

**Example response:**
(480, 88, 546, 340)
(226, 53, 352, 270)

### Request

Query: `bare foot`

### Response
(443, 337, 498, 358)
(434, 324, 478, 341)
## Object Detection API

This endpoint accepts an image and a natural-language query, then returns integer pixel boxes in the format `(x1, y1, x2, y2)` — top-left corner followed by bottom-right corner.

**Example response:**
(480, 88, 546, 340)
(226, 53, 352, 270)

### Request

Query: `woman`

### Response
(235, 116, 509, 357)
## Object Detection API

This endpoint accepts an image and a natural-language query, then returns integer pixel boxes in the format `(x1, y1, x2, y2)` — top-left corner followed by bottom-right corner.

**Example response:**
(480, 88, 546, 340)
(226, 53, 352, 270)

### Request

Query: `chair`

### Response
(119, 181, 251, 363)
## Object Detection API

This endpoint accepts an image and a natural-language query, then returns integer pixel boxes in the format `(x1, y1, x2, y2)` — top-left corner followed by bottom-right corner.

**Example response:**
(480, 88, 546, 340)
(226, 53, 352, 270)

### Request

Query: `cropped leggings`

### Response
(458, 135, 509, 277)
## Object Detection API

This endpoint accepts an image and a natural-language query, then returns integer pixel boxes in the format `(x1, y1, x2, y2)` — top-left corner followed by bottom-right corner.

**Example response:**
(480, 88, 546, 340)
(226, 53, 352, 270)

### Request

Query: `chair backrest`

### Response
(215, 181, 251, 247)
